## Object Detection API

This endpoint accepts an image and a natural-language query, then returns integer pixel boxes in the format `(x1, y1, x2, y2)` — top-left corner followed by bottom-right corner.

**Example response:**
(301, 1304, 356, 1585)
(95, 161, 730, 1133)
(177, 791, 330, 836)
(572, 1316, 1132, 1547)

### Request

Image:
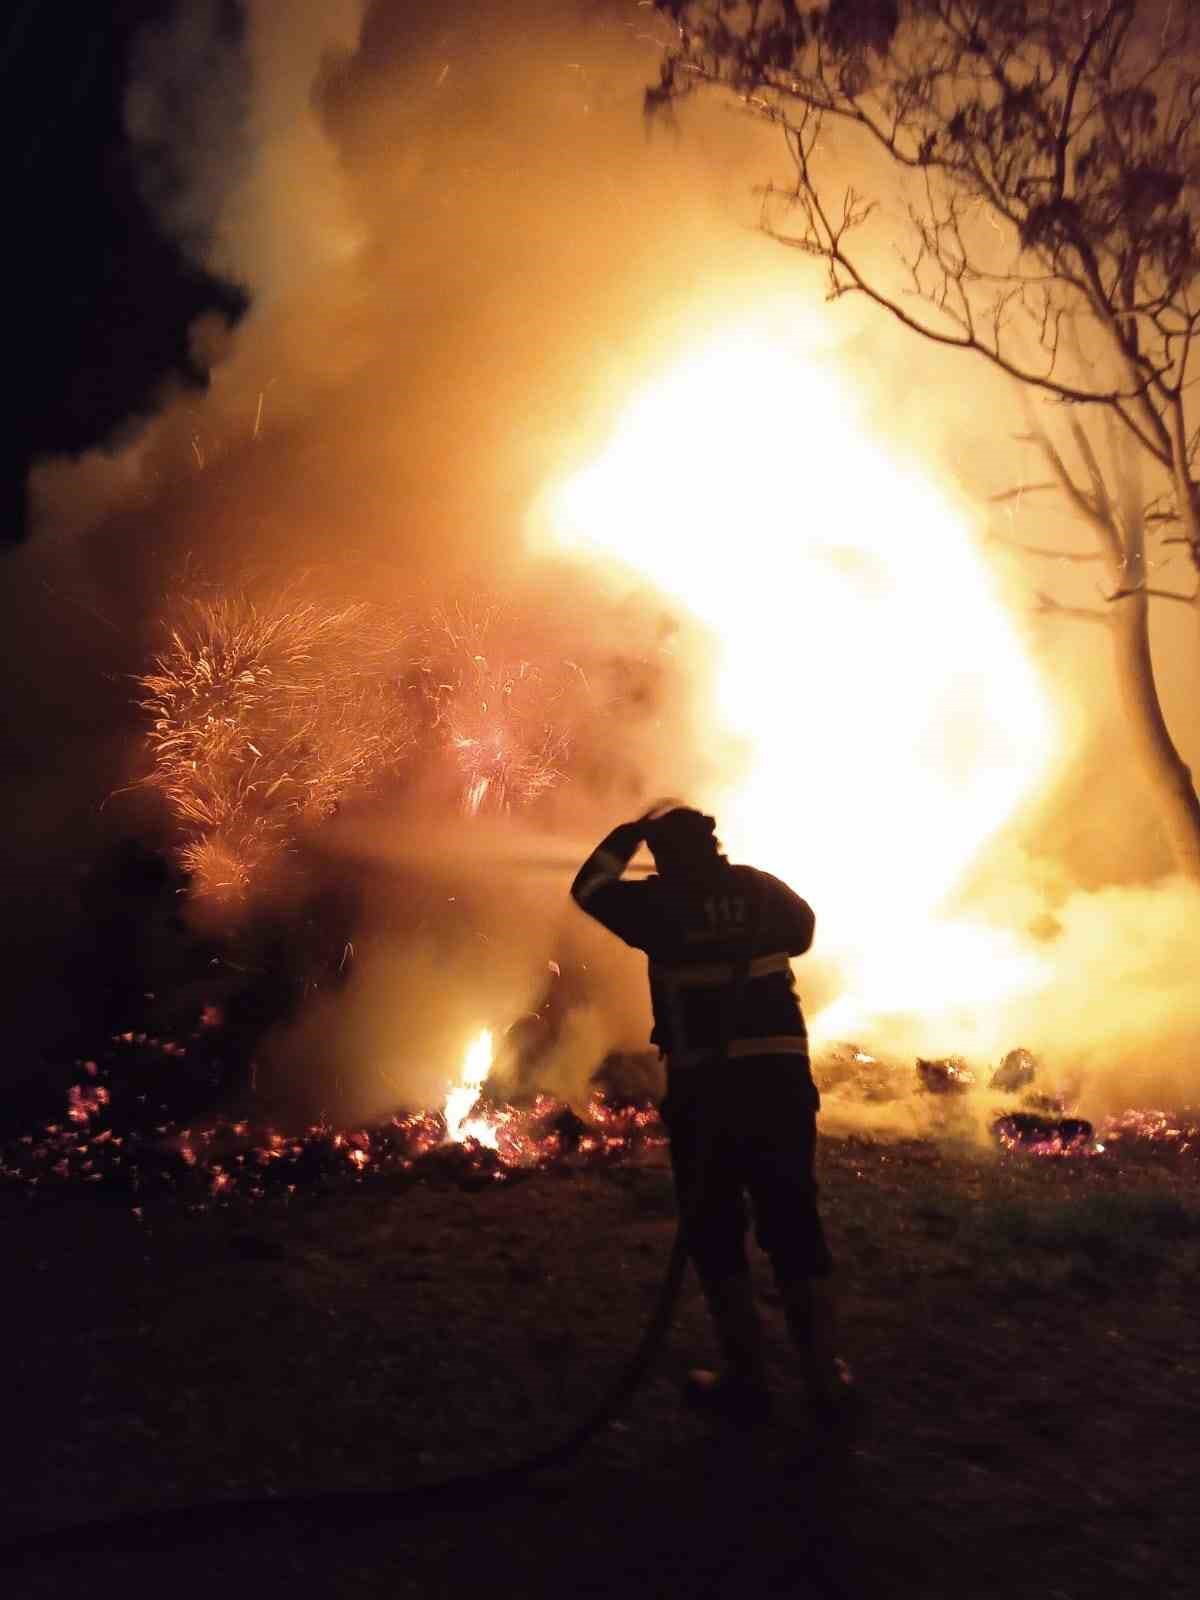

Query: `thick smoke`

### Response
(7, 0, 1200, 1126)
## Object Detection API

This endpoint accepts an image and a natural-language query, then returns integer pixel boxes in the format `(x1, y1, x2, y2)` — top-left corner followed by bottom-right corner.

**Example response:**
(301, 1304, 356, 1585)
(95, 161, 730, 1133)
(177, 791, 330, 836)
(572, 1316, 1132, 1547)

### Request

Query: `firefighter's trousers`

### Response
(662, 1054, 833, 1286)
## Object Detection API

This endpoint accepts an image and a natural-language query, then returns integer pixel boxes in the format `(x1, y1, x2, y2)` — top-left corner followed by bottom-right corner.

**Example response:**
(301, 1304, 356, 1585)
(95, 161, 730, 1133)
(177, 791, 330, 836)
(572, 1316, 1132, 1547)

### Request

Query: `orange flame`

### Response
(541, 318, 1058, 1041)
(444, 1028, 500, 1149)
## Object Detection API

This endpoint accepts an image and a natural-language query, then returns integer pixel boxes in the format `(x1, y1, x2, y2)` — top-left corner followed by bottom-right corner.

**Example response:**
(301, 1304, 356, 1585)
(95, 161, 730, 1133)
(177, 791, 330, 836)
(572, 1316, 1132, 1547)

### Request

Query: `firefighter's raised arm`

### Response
(570, 820, 644, 910)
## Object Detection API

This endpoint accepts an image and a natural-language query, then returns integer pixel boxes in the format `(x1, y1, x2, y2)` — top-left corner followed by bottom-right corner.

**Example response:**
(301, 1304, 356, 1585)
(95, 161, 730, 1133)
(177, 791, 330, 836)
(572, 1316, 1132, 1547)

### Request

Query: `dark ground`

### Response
(2, 1128, 1198, 1599)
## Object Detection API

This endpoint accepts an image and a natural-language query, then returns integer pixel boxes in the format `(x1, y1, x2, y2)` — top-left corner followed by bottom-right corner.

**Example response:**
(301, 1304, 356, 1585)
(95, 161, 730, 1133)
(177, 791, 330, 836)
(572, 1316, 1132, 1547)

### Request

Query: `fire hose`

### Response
(0, 888, 853, 1594)
(0, 1226, 691, 1565)
(0, 1161, 693, 1566)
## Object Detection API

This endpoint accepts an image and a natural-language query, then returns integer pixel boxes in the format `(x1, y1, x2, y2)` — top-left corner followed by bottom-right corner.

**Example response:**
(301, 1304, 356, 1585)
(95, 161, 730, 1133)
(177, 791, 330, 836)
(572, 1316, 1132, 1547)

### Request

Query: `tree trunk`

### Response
(1109, 590, 1200, 879)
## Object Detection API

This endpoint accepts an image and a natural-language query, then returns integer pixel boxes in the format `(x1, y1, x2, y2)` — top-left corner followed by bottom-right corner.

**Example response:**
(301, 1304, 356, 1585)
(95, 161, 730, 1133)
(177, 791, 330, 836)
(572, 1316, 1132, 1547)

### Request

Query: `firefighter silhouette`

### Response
(572, 804, 853, 1424)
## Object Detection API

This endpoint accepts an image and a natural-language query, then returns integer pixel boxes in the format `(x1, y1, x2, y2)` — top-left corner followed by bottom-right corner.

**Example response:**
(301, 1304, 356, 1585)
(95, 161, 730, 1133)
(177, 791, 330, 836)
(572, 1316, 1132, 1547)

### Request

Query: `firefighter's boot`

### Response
(684, 1272, 772, 1425)
(778, 1276, 857, 1429)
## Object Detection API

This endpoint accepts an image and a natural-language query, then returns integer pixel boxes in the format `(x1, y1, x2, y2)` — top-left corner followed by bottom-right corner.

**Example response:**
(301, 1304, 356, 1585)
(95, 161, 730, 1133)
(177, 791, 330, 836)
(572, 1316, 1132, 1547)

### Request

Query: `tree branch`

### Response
(1055, 5, 1131, 200)
(759, 177, 1156, 408)
(1106, 584, 1199, 605)
(1033, 591, 1114, 626)
(988, 531, 1104, 563)
(1017, 411, 1124, 567)
(988, 482, 1060, 504)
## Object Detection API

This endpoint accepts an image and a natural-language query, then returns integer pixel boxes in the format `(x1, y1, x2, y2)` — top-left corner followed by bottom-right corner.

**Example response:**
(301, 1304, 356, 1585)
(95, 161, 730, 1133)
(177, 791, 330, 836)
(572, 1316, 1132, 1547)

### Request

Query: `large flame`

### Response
(542, 320, 1058, 1041)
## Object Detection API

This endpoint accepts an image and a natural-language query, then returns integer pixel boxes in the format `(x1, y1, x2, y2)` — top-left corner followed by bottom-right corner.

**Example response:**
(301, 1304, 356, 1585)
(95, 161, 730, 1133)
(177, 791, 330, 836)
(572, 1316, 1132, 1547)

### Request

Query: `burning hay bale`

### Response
(138, 592, 416, 903)
(813, 1044, 907, 1103)
(990, 1048, 1038, 1093)
(590, 1050, 666, 1106)
(916, 1056, 976, 1095)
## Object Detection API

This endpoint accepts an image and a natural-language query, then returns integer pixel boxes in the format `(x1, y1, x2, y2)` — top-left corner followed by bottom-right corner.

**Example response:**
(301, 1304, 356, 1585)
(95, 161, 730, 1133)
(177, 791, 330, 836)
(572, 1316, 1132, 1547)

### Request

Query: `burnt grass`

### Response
(2, 1132, 1199, 1600)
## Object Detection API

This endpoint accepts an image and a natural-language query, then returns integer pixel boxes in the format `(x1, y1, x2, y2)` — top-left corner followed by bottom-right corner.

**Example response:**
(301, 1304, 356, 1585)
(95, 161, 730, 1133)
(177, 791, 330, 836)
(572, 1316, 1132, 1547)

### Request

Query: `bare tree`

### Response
(650, 0, 1200, 874)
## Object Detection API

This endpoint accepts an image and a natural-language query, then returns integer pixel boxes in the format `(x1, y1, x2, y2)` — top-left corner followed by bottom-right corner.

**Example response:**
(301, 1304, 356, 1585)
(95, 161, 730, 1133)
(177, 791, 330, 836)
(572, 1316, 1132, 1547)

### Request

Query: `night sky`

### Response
(3, 2, 246, 543)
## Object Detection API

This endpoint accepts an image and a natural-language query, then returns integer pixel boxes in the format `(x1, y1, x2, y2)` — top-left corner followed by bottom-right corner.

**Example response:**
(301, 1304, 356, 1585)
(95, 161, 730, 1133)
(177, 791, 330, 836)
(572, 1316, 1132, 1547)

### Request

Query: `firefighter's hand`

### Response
(607, 820, 644, 855)
(638, 797, 684, 827)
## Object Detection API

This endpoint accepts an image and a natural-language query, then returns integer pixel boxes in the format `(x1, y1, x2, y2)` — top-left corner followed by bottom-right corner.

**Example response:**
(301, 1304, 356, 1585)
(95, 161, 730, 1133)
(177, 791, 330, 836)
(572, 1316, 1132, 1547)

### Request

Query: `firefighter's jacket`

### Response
(571, 826, 814, 1066)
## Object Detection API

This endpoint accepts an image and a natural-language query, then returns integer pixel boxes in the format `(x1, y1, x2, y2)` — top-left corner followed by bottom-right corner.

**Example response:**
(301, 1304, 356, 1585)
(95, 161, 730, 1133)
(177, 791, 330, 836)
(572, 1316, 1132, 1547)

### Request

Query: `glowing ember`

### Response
(543, 319, 1057, 1039)
(66, 1083, 111, 1124)
(992, 1112, 1096, 1158)
(444, 1028, 499, 1148)
(1099, 1108, 1198, 1156)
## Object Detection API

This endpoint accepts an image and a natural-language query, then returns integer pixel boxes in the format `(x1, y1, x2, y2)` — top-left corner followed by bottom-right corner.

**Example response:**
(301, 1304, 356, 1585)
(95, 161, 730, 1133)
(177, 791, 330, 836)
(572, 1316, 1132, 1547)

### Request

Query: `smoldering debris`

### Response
(992, 1113, 1094, 1156)
(0, 1028, 672, 1210)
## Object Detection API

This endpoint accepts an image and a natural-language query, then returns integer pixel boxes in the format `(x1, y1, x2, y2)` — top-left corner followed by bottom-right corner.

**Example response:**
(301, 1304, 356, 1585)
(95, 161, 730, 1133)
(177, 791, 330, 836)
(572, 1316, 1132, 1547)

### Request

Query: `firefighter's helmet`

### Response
(642, 805, 720, 871)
